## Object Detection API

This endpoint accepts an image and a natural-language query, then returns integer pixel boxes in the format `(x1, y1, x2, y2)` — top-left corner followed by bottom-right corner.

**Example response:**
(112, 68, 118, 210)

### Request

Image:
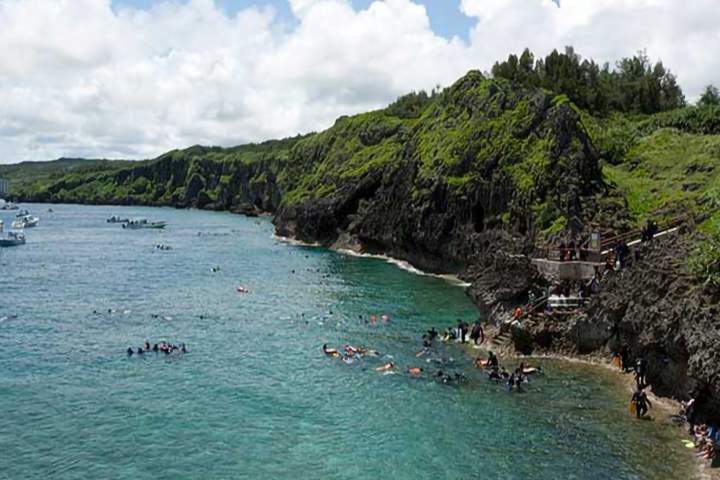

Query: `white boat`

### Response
(1, 202, 19, 211)
(107, 215, 130, 223)
(122, 219, 167, 230)
(0, 222, 26, 247)
(12, 215, 39, 229)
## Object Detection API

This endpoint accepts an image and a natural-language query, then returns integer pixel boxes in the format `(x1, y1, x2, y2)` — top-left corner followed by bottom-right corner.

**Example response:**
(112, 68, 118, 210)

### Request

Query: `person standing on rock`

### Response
(635, 356, 647, 387)
(528, 291, 537, 318)
(682, 395, 698, 435)
(632, 387, 652, 418)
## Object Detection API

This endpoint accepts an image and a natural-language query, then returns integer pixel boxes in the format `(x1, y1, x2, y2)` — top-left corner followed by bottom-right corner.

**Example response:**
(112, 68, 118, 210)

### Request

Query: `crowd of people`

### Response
(322, 318, 541, 391)
(127, 340, 187, 356)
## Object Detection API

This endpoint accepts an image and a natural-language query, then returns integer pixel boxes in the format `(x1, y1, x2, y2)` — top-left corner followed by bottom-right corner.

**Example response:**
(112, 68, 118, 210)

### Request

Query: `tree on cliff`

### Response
(492, 48, 685, 116)
(698, 85, 720, 107)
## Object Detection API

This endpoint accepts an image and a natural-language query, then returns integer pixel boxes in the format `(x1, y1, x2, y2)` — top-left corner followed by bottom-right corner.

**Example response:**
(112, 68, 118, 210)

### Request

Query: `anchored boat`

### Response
(122, 219, 167, 230)
(0, 221, 26, 247)
(12, 215, 39, 229)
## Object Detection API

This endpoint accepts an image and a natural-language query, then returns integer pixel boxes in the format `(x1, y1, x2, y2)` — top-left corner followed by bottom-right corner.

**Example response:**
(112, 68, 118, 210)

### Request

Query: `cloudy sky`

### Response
(0, 0, 718, 164)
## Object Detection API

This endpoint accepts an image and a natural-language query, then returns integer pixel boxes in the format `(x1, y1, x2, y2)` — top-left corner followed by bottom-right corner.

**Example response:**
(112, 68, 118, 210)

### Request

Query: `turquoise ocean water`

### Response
(0, 205, 692, 480)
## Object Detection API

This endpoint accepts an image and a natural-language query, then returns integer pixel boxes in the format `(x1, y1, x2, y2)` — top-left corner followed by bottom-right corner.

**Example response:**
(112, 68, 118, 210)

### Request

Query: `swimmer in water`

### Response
(408, 367, 423, 374)
(322, 344, 339, 356)
(181, 344, 188, 353)
(152, 344, 159, 352)
(138, 348, 145, 355)
(144, 341, 151, 351)
(488, 367, 502, 381)
(127, 347, 134, 356)
(375, 362, 394, 372)
(435, 370, 452, 384)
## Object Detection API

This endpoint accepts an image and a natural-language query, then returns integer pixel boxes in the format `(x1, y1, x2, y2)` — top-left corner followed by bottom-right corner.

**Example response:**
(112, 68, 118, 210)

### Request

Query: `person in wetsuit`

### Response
(444, 328, 457, 341)
(470, 320, 484, 345)
(513, 363, 526, 386)
(427, 327, 439, 340)
(457, 319, 469, 344)
(486, 351, 499, 368)
(632, 388, 652, 418)
(127, 347, 134, 356)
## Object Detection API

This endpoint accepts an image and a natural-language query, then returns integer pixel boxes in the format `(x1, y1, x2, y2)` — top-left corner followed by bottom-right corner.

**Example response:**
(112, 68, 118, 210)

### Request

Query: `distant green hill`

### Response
(0, 158, 137, 196)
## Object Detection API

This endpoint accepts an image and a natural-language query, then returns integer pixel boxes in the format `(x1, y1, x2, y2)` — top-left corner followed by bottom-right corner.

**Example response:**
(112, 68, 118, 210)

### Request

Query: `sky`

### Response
(0, 0, 719, 164)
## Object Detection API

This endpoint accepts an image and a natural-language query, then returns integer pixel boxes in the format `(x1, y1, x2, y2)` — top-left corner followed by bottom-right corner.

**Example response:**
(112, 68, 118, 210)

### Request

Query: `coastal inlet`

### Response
(0, 205, 692, 480)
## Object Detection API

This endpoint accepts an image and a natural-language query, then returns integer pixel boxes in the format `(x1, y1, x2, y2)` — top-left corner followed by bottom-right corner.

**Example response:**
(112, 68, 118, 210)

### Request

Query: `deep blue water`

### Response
(0, 205, 691, 480)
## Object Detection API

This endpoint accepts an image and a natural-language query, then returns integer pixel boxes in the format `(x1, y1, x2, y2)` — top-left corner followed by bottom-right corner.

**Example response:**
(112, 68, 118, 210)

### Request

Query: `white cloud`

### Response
(0, 0, 718, 163)
(461, 0, 720, 99)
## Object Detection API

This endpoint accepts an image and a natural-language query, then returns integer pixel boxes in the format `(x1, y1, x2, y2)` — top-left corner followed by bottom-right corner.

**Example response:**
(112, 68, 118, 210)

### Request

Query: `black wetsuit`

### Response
(470, 323, 484, 345)
(458, 322, 469, 343)
(632, 390, 652, 418)
(620, 346, 630, 373)
(487, 354, 499, 368)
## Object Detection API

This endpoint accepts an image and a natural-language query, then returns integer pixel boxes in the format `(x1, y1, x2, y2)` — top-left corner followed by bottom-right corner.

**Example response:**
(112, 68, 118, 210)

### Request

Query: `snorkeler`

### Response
(486, 351, 499, 368)
(444, 328, 457, 341)
(322, 344, 339, 356)
(435, 370, 450, 383)
(375, 363, 394, 372)
(408, 367, 423, 374)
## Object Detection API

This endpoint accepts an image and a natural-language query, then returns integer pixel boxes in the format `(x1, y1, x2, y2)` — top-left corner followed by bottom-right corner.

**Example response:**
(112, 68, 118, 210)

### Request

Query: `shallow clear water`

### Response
(0, 205, 692, 480)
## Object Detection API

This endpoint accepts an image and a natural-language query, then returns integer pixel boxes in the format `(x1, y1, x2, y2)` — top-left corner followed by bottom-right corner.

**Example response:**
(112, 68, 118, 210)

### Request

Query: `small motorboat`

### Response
(1, 202, 19, 211)
(12, 215, 39, 229)
(0, 222, 26, 247)
(107, 215, 130, 223)
(122, 219, 167, 230)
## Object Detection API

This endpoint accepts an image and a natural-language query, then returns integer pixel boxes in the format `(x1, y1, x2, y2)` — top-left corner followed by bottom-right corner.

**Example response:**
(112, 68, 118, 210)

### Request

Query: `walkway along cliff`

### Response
(8, 71, 720, 424)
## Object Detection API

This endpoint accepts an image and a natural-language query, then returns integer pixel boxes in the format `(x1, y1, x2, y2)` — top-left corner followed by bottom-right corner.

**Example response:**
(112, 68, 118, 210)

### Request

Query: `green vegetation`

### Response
(6, 48, 720, 292)
(0, 158, 136, 197)
(492, 48, 685, 116)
